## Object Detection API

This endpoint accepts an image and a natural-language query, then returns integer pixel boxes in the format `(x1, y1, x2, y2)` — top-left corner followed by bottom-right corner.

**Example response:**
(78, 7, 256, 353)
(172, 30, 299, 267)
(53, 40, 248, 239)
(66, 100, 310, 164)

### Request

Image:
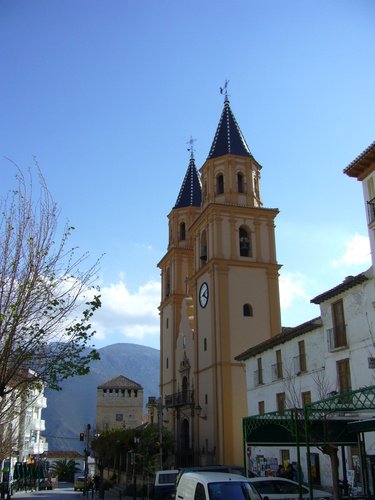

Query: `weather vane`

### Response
(220, 79, 230, 101)
(187, 136, 197, 160)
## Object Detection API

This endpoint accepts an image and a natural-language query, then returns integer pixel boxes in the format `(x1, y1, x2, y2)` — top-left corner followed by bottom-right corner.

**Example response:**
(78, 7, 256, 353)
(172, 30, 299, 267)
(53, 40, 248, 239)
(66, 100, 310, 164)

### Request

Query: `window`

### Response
(328, 299, 347, 349)
(276, 392, 286, 413)
(166, 357, 169, 369)
(194, 482, 206, 500)
(237, 172, 244, 193)
(116, 414, 123, 422)
(302, 391, 311, 406)
(337, 358, 351, 393)
(216, 174, 224, 194)
(367, 178, 375, 223)
(205, 394, 208, 404)
(258, 401, 265, 415)
(179, 222, 186, 241)
(272, 349, 283, 380)
(254, 358, 263, 385)
(297, 340, 307, 372)
(243, 303, 253, 317)
(239, 227, 251, 257)
(200, 230, 207, 263)
(165, 268, 171, 297)
(204, 338, 207, 351)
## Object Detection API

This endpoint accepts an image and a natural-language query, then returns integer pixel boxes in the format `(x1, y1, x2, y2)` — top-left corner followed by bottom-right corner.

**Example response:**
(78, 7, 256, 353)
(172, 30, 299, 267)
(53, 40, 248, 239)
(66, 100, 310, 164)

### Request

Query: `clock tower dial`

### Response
(199, 282, 209, 308)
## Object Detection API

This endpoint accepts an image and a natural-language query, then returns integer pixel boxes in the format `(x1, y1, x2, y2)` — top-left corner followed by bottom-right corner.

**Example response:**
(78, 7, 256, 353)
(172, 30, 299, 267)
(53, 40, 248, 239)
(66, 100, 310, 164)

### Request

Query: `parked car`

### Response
(154, 469, 179, 500)
(74, 476, 85, 491)
(175, 471, 261, 499)
(248, 477, 332, 499)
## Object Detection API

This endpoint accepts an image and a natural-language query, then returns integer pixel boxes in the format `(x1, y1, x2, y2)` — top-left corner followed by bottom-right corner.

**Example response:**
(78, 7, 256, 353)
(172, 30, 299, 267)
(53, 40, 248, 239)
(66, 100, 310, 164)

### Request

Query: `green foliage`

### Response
(49, 459, 80, 482)
(91, 425, 175, 473)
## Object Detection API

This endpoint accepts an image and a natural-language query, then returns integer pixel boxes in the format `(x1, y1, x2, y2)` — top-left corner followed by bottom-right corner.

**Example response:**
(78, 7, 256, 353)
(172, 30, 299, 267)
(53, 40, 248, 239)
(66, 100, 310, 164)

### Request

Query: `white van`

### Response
(175, 471, 261, 499)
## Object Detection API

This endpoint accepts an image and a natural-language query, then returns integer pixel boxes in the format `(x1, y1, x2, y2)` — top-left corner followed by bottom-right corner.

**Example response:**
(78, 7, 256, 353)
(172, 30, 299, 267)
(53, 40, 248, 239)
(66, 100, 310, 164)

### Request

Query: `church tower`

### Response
(158, 91, 281, 467)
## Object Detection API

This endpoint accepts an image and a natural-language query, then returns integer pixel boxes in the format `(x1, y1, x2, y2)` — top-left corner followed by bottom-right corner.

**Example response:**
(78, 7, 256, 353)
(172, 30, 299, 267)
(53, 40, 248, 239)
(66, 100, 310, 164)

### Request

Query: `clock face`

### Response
(199, 282, 209, 308)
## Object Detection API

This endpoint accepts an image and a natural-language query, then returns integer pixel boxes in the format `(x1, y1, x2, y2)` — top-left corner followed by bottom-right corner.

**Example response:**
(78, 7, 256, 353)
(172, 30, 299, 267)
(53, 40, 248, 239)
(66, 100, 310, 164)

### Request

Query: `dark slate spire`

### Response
(208, 96, 252, 159)
(174, 155, 202, 209)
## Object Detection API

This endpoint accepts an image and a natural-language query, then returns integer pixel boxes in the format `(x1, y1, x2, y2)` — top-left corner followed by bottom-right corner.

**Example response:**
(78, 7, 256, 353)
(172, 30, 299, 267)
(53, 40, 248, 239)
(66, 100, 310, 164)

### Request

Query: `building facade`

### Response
(236, 141, 375, 491)
(158, 94, 282, 467)
(96, 375, 143, 432)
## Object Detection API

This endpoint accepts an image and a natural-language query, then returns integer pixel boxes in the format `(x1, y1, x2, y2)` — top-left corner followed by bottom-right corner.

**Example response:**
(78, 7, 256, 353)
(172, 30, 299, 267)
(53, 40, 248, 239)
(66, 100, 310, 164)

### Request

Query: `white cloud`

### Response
(279, 271, 310, 310)
(332, 233, 371, 268)
(91, 279, 161, 345)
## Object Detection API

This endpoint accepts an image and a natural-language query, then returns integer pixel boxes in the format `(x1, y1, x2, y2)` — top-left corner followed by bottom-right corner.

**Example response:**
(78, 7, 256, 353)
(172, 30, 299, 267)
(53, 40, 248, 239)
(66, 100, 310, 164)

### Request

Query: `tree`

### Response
(0, 163, 101, 426)
(49, 458, 80, 482)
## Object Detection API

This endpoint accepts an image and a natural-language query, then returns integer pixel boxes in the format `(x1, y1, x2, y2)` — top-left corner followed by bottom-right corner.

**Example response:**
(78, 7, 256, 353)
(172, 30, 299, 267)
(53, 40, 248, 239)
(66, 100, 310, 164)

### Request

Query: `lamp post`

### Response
(83, 424, 91, 496)
(132, 436, 139, 500)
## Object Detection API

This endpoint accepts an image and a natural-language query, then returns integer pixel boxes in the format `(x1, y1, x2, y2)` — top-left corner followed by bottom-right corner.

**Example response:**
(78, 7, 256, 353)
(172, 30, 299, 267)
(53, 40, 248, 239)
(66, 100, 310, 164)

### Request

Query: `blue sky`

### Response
(1, 0, 374, 350)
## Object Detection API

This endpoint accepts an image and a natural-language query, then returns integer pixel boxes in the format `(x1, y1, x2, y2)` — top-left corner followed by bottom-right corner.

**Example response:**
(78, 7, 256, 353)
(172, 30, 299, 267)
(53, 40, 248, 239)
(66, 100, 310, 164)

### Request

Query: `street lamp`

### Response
(194, 405, 207, 420)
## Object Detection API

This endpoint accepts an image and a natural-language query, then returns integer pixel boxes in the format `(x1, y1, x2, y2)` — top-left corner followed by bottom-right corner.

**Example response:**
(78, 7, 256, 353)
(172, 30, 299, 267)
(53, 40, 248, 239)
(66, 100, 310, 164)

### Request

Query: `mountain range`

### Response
(42, 343, 160, 453)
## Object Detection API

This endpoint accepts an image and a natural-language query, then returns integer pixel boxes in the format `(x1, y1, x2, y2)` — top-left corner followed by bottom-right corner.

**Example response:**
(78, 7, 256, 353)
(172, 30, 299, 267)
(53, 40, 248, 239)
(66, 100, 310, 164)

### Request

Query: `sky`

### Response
(1, 0, 374, 350)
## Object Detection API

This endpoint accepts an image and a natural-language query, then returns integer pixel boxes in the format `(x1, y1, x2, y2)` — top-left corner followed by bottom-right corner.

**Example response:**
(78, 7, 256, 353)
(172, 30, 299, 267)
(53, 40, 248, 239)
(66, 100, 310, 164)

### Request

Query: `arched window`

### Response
(179, 222, 186, 241)
(237, 172, 244, 193)
(216, 174, 224, 194)
(243, 303, 253, 317)
(166, 268, 171, 296)
(200, 230, 207, 264)
(239, 227, 251, 257)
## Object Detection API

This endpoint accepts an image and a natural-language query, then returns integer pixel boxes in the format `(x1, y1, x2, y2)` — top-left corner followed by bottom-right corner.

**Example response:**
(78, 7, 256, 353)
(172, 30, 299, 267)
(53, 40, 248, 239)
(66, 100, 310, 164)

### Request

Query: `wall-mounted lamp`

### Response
(195, 404, 207, 420)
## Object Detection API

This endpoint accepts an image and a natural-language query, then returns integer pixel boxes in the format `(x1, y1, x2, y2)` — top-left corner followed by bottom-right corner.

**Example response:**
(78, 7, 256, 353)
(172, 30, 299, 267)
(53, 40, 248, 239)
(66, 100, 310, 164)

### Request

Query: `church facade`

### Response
(158, 93, 282, 467)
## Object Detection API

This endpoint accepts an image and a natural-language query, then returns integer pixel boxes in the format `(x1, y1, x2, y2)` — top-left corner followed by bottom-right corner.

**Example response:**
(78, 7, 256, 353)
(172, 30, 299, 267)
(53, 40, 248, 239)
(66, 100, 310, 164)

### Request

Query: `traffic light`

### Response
(80, 432, 85, 442)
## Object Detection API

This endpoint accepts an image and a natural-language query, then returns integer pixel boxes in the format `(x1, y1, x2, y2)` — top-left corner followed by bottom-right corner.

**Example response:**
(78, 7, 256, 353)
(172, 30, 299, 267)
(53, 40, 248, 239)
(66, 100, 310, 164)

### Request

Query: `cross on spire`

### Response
(187, 136, 197, 160)
(220, 79, 230, 102)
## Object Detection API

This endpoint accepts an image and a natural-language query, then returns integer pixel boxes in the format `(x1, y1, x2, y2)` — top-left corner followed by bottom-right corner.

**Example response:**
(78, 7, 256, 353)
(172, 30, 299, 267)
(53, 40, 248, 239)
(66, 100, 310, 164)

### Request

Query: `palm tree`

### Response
(49, 459, 80, 482)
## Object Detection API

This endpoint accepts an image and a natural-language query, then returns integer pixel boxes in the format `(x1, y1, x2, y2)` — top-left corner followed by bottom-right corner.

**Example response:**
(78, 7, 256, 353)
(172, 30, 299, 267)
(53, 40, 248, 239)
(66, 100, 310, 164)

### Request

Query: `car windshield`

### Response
(208, 481, 259, 499)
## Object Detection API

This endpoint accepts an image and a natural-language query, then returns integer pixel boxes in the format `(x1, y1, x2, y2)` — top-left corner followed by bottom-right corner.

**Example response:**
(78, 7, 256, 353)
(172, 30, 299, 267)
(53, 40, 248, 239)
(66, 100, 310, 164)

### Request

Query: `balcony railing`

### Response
(293, 354, 307, 375)
(31, 418, 45, 431)
(271, 363, 283, 381)
(165, 389, 194, 409)
(253, 369, 263, 386)
(327, 325, 347, 351)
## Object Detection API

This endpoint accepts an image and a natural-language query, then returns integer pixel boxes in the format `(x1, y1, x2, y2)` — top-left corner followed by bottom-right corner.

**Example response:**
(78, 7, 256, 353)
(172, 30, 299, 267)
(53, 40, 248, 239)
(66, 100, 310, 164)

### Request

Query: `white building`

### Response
(236, 141, 375, 492)
(17, 384, 48, 461)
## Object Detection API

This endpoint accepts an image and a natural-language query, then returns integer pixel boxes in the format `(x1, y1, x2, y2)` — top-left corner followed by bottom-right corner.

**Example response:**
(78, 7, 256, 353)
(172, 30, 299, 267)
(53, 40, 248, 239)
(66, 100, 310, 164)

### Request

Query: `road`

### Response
(11, 484, 132, 500)
(12, 483, 84, 500)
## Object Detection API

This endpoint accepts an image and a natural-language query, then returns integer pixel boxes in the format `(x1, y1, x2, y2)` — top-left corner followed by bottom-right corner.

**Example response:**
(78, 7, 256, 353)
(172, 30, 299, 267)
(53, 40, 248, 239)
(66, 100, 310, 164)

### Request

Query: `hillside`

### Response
(42, 343, 160, 452)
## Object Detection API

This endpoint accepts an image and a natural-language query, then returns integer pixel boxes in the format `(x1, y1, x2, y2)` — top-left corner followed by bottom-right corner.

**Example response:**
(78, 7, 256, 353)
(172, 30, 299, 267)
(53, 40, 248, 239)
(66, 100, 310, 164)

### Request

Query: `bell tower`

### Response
(190, 93, 281, 465)
(158, 91, 281, 467)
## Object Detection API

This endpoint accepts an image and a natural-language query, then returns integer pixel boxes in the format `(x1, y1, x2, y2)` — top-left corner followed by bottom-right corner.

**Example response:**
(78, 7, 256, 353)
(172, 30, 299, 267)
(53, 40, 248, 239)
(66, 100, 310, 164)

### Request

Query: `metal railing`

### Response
(271, 362, 283, 381)
(253, 369, 264, 386)
(164, 389, 194, 408)
(293, 354, 307, 375)
(327, 325, 347, 351)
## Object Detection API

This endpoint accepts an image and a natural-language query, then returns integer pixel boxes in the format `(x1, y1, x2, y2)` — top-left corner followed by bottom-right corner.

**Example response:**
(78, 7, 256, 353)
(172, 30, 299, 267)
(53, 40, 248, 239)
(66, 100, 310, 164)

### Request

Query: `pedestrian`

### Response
(276, 465, 285, 477)
(285, 463, 294, 480)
